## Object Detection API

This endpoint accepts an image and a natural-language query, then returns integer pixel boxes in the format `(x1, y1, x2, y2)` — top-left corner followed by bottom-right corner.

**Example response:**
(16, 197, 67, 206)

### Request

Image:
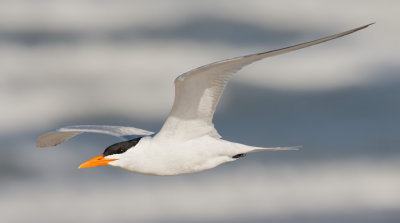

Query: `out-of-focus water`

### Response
(1, 1, 399, 223)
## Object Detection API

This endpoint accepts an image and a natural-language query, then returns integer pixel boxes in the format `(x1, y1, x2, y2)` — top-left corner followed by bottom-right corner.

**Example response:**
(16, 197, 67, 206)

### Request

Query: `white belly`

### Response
(109, 136, 245, 176)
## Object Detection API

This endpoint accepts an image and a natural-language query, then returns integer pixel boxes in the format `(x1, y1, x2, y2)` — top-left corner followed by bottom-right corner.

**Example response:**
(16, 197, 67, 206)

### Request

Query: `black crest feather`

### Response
(103, 137, 142, 157)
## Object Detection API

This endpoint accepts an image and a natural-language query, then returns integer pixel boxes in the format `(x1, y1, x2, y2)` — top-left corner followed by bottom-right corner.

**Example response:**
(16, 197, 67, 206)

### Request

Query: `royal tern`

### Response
(37, 24, 372, 175)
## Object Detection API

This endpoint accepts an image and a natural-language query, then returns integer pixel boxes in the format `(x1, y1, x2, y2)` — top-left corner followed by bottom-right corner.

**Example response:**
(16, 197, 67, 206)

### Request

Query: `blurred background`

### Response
(1, 0, 399, 222)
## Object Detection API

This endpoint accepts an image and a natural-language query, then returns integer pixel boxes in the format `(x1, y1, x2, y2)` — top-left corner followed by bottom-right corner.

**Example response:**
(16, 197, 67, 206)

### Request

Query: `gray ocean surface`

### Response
(1, 1, 399, 223)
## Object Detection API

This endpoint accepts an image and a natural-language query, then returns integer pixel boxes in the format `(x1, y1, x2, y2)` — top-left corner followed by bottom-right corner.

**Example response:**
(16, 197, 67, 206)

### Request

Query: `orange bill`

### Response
(78, 154, 117, 169)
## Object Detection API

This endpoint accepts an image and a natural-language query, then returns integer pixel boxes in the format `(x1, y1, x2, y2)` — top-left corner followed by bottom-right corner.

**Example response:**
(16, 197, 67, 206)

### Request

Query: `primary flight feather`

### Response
(37, 24, 372, 176)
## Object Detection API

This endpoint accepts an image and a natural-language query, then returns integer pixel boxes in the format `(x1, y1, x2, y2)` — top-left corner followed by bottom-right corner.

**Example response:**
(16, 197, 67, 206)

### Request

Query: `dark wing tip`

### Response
(355, 23, 375, 31)
(36, 131, 81, 148)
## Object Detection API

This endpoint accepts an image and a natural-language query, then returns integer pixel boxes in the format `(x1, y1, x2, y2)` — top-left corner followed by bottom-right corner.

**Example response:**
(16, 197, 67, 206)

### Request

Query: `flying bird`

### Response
(37, 24, 372, 176)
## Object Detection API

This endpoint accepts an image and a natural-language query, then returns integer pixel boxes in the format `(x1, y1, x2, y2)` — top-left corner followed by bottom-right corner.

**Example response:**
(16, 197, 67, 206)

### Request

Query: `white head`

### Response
(78, 137, 142, 169)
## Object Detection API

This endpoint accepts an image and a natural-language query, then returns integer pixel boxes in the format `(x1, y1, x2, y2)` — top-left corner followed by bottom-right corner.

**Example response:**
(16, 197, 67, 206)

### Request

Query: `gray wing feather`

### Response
(37, 125, 154, 148)
(156, 24, 373, 140)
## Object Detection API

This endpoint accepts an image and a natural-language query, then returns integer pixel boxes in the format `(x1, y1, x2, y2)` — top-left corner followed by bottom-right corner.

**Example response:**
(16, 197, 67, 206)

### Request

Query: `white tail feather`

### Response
(250, 146, 301, 152)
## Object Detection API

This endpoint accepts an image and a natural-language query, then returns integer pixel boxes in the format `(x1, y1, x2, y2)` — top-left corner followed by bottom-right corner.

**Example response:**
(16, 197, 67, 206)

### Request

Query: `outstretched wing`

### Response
(37, 125, 154, 148)
(155, 24, 373, 141)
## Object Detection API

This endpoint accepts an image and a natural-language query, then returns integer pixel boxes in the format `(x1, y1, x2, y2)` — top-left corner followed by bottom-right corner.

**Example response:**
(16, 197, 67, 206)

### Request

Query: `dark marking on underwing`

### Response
(232, 153, 246, 159)
(103, 137, 142, 157)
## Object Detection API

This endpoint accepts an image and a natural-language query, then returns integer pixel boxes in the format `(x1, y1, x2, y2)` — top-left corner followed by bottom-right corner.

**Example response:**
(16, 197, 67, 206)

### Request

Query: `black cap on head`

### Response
(103, 137, 142, 157)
